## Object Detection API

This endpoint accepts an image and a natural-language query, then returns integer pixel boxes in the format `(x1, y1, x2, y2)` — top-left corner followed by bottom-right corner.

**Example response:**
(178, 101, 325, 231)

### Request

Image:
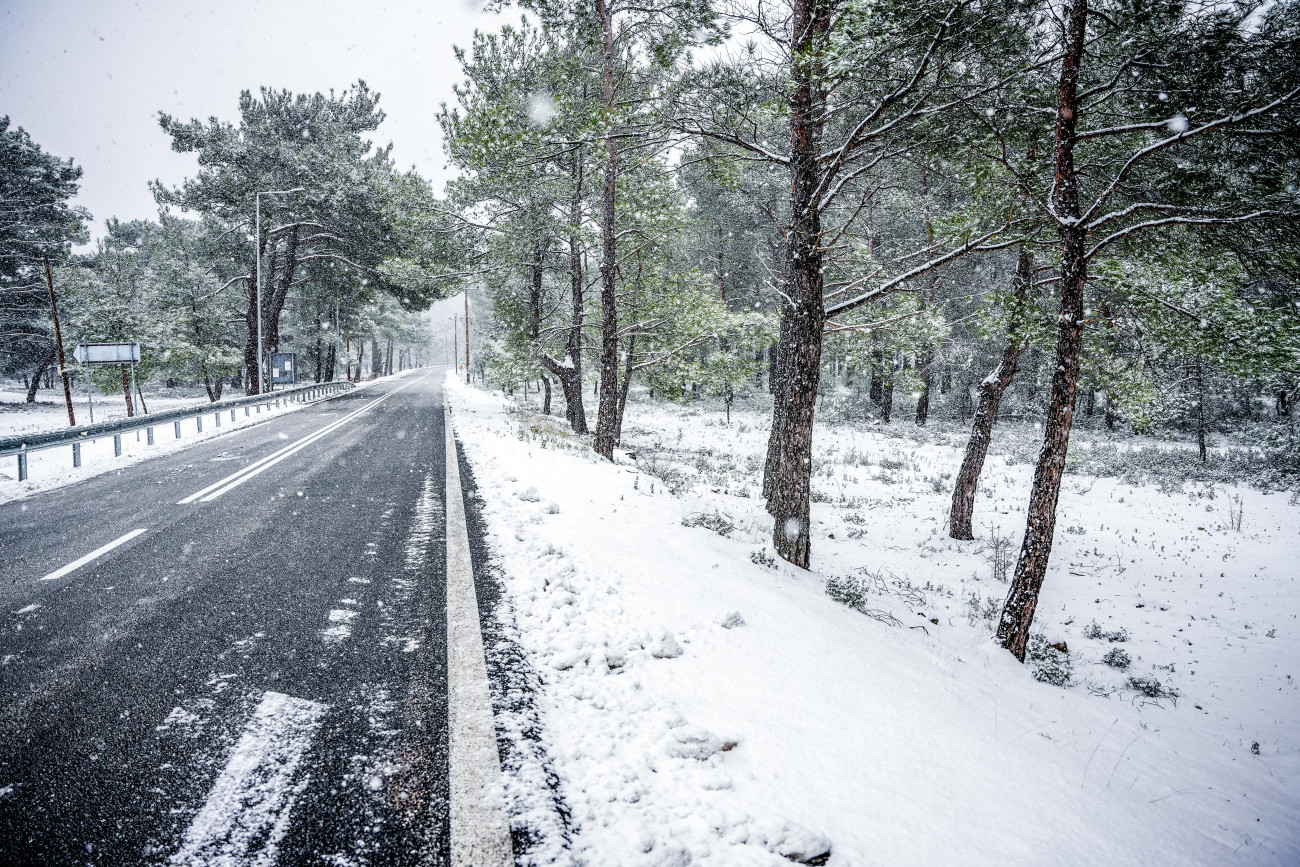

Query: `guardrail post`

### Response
(196, 415, 203, 432)
(174, 420, 182, 439)
(72, 442, 81, 468)
(17, 453, 27, 482)
(147, 427, 154, 445)
(230, 409, 236, 422)
(214, 411, 221, 428)
(256, 403, 261, 413)
(113, 434, 122, 457)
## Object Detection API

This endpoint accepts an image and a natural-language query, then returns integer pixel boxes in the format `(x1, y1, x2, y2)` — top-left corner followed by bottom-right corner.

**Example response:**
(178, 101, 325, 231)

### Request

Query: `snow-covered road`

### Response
(0, 369, 543, 865)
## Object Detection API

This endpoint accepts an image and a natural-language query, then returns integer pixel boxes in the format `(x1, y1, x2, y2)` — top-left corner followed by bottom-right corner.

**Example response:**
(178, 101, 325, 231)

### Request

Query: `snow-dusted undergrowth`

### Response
(448, 374, 1298, 866)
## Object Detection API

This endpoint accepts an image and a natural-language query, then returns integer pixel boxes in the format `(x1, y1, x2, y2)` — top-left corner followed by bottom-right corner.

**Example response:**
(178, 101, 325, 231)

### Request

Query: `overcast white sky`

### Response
(0, 0, 511, 240)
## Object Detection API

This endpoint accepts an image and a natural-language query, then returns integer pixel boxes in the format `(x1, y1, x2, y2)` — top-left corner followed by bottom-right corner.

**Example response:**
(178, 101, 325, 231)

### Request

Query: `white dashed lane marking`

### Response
(40, 528, 148, 582)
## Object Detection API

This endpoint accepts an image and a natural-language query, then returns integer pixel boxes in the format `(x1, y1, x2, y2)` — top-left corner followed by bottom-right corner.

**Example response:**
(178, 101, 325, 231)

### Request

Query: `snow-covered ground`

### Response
(447, 374, 1300, 867)
(0, 376, 407, 504)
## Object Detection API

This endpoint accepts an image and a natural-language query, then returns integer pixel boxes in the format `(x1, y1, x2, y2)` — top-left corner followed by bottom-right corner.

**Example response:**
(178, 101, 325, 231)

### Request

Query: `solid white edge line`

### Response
(443, 400, 513, 867)
(41, 528, 148, 581)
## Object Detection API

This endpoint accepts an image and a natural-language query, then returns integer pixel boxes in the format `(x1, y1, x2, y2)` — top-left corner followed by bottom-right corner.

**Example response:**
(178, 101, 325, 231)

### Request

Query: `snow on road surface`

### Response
(446, 373, 1299, 866)
(170, 690, 327, 867)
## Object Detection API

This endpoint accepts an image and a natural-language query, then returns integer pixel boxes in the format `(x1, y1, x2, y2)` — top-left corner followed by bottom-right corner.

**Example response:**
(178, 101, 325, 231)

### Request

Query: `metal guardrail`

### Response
(2, 380, 357, 482)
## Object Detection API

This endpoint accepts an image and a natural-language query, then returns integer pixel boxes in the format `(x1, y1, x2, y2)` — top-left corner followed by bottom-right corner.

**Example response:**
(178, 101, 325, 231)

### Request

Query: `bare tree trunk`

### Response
(324, 343, 336, 382)
(243, 275, 261, 394)
(869, 348, 884, 407)
(763, 0, 830, 568)
(26, 351, 54, 403)
(1195, 361, 1208, 463)
(120, 367, 136, 417)
(592, 0, 621, 459)
(314, 316, 323, 382)
(541, 375, 552, 415)
(915, 347, 934, 426)
(203, 366, 218, 403)
(371, 338, 382, 379)
(997, 0, 1088, 662)
(880, 364, 894, 423)
(615, 332, 635, 446)
(564, 153, 588, 433)
(950, 249, 1032, 540)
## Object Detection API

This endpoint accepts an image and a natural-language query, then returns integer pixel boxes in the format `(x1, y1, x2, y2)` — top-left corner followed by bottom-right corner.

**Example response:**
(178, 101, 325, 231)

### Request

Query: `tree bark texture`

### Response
(242, 227, 300, 393)
(763, 0, 831, 568)
(915, 346, 933, 426)
(997, 0, 1089, 662)
(120, 367, 135, 417)
(592, 0, 621, 460)
(26, 351, 53, 403)
(949, 249, 1032, 540)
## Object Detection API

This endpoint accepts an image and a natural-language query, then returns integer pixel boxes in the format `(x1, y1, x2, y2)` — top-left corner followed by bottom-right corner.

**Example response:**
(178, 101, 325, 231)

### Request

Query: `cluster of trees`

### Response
(2, 82, 453, 416)
(6, 0, 1298, 664)
(446, 0, 1300, 661)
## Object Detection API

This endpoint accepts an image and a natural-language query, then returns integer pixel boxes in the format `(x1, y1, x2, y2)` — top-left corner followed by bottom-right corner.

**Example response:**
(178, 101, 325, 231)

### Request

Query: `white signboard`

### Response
(74, 342, 141, 364)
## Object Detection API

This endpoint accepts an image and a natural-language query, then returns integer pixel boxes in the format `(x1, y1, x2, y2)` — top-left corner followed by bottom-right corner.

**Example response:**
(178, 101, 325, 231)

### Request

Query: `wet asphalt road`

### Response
(0, 369, 464, 865)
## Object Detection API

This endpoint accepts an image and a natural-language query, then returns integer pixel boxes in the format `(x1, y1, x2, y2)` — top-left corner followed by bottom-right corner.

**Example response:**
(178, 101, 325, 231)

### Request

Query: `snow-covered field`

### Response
(0, 377, 401, 503)
(447, 374, 1300, 867)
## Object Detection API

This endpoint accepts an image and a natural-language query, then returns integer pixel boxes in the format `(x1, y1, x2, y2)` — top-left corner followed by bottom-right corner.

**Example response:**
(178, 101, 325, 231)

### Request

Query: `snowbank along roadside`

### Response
(446, 373, 1299, 867)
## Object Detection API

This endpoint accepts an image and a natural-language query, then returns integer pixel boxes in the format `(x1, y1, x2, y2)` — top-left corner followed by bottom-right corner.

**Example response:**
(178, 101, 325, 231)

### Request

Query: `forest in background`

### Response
(4, 0, 1299, 664)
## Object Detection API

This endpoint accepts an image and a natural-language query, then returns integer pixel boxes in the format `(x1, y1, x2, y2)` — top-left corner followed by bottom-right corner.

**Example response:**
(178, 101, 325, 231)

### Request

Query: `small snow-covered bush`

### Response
(1027, 633, 1074, 687)
(964, 593, 1001, 631)
(682, 511, 735, 538)
(1127, 674, 1179, 701)
(749, 549, 776, 569)
(1083, 620, 1129, 643)
(1102, 647, 1132, 670)
(825, 575, 903, 627)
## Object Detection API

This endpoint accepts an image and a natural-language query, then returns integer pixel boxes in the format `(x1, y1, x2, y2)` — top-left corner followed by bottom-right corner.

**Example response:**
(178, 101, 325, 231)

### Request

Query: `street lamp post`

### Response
(255, 188, 304, 394)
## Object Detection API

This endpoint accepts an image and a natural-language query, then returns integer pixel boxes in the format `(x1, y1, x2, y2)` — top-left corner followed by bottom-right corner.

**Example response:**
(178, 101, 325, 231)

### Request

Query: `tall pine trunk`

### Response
(997, 0, 1089, 661)
(592, 0, 621, 459)
(243, 277, 260, 394)
(915, 347, 934, 426)
(763, 0, 830, 568)
(949, 249, 1032, 540)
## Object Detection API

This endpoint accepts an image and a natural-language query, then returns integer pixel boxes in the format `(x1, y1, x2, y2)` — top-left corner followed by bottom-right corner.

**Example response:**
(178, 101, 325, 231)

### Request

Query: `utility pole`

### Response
(453, 315, 459, 372)
(463, 291, 470, 384)
(43, 256, 75, 427)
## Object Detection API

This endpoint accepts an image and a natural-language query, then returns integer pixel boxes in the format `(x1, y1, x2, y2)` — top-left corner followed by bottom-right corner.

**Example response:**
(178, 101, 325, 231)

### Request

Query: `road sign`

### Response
(73, 342, 141, 364)
(270, 353, 297, 385)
